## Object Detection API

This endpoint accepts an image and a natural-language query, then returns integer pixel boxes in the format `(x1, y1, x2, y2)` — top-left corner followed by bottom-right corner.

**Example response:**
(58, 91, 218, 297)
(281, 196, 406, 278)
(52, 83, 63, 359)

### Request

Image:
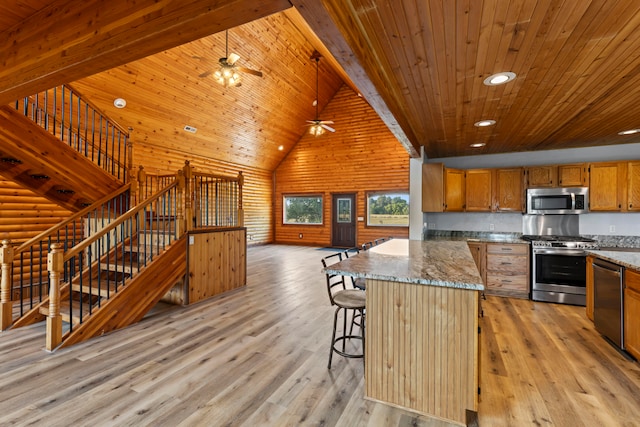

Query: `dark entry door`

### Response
(331, 193, 356, 248)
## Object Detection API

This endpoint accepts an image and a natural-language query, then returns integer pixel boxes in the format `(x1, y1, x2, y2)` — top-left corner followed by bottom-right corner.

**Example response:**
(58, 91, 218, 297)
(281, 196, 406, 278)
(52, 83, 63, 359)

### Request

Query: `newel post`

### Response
(126, 138, 134, 183)
(176, 169, 185, 236)
(237, 171, 244, 227)
(183, 161, 193, 232)
(46, 243, 63, 351)
(0, 240, 14, 330)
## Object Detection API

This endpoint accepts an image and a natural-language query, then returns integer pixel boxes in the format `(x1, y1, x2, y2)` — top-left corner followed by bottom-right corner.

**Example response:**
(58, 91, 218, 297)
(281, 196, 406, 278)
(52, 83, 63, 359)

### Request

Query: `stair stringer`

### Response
(58, 236, 187, 349)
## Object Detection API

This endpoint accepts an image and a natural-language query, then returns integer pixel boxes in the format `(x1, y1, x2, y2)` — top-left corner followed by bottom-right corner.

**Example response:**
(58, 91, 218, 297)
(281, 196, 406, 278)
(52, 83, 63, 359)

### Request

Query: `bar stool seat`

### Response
(322, 252, 366, 369)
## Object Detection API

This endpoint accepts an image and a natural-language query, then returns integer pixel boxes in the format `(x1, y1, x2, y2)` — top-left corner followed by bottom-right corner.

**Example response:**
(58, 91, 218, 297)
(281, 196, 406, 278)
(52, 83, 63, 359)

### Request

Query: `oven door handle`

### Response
(533, 249, 586, 256)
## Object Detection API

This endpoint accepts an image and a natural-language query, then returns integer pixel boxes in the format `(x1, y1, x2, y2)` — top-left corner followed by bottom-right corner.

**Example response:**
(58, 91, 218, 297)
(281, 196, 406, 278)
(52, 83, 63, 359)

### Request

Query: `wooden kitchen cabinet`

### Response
(589, 162, 627, 211)
(485, 243, 529, 299)
(527, 165, 556, 188)
(467, 241, 486, 284)
(466, 169, 493, 211)
(493, 168, 525, 212)
(628, 161, 640, 211)
(558, 163, 587, 187)
(624, 268, 640, 360)
(586, 255, 594, 321)
(422, 163, 465, 212)
(527, 163, 586, 188)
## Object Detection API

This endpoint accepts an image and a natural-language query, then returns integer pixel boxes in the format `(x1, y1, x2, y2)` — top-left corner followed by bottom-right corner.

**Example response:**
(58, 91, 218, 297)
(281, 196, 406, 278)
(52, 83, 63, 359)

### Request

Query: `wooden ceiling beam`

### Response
(291, 0, 420, 158)
(0, 0, 292, 105)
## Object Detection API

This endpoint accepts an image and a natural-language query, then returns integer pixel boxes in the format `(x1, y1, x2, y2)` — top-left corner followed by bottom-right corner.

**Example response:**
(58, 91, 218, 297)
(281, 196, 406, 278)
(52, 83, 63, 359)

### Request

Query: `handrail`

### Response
(15, 184, 132, 254)
(64, 181, 178, 262)
(66, 84, 130, 136)
(193, 171, 242, 181)
(15, 84, 129, 182)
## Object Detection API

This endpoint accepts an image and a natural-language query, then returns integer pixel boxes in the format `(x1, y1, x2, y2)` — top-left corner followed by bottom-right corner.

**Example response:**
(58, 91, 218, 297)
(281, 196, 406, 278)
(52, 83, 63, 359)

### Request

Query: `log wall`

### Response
(133, 145, 273, 245)
(0, 179, 73, 244)
(274, 85, 410, 247)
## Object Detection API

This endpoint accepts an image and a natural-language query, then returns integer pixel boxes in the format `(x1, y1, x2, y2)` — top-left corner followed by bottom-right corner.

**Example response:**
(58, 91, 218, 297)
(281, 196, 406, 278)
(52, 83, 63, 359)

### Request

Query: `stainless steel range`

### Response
(522, 214, 599, 306)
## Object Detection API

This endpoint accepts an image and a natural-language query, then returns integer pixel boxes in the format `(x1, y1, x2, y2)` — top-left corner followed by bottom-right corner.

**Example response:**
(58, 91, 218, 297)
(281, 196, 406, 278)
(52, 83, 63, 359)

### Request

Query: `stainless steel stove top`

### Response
(522, 235, 599, 250)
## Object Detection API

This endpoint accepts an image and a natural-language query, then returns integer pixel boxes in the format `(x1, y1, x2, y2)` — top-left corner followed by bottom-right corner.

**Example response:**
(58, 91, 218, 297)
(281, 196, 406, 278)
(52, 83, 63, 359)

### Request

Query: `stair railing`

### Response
(189, 165, 244, 228)
(14, 84, 130, 182)
(45, 178, 183, 350)
(0, 184, 132, 330)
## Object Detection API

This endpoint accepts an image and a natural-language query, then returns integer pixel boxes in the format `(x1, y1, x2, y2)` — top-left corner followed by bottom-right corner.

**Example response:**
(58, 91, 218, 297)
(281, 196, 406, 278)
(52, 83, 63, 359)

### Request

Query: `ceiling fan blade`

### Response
(319, 120, 334, 125)
(236, 66, 263, 77)
(321, 124, 336, 132)
(198, 70, 214, 78)
(227, 52, 241, 65)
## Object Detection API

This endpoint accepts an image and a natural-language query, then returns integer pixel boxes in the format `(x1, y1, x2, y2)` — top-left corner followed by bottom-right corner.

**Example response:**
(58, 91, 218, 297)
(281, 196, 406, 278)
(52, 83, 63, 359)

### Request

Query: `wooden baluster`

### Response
(129, 168, 139, 206)
(176, 169, 185, 236)
(237, 171, 244, 227)
(183, 161, 193, 232)
(137, 165, 146, 200)
(0, 240, 14, 330)
(126, 132, 133, 182)
(46, 243, 63, 351)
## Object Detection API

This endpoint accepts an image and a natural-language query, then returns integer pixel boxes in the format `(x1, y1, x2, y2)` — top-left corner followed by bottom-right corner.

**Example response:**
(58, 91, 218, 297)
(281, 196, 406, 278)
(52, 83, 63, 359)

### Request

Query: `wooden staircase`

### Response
(0, 105, 123, 211)
(32, 232, 186, 349)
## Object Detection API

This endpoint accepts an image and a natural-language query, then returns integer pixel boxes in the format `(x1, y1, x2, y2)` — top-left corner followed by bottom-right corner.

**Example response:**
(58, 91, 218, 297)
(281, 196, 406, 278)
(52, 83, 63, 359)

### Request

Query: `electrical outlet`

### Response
(299, 233, 303, 239)
(489, 223, 495, 231)
(609, 225, 616, 233)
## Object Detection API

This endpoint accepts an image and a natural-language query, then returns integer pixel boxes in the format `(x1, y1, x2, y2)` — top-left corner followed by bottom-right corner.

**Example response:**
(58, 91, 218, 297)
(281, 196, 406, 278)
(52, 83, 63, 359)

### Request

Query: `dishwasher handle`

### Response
(593, 259, 623, 275)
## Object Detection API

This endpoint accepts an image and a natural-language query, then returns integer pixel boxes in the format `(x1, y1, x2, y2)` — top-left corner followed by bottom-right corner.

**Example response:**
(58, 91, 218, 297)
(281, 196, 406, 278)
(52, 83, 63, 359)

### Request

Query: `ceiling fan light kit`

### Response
(307, 50, 335, 137)
(198, 30, 262, 87)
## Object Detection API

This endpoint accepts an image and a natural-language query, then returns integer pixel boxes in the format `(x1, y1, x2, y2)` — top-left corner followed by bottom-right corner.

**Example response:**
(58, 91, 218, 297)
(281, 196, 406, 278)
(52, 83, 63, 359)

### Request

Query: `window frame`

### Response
(282, 194, 324, 225)
(366, 191, 410, 227)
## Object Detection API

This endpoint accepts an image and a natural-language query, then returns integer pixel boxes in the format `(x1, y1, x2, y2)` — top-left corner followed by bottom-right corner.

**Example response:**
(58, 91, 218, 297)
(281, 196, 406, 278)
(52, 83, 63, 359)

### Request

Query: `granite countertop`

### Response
(424, 230, 528, 245)
(586, 249, 640, 271)
(323, 239, 484, 291)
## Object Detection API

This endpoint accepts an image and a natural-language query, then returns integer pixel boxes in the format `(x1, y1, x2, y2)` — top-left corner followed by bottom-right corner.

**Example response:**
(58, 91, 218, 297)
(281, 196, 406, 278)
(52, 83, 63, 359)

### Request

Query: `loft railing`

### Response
(14, 84, 130, 182)
(187, 164, 244, 229)
(0, 185, 132, 329)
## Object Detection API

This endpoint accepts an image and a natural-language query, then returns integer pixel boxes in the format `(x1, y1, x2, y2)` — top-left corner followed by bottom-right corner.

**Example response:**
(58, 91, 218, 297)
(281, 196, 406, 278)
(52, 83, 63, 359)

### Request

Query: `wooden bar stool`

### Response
(321, 252, 366, 369)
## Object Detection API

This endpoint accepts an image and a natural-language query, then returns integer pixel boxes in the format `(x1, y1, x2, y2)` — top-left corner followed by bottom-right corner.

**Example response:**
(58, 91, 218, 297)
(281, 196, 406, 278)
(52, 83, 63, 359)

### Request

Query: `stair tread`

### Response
(40, 299, 95, 324)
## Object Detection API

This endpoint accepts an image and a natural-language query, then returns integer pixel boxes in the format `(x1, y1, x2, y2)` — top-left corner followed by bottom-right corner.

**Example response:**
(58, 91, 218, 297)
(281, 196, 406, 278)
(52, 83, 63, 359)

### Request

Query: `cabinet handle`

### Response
(501, 262, 512, 265)
(630, 204, 633, 208)
(619, 204, 622, 209)
(501, 248, 512, 251)
(502, 279, 513, 283)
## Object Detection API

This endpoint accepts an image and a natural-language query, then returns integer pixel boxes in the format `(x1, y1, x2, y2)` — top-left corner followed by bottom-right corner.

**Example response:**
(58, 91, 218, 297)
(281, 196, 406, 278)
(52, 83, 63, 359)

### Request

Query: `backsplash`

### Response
(423, 229, 640, 248)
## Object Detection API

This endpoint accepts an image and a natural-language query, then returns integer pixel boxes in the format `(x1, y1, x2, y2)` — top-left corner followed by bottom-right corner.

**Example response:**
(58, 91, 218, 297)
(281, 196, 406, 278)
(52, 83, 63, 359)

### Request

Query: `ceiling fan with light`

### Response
(196, 30, 263, 87)
(307, 51, 335, 136)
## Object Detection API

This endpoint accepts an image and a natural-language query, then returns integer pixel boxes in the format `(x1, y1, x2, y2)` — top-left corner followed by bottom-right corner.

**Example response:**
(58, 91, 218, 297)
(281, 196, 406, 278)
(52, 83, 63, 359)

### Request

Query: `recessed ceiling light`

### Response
(483, 72, 516, 86)
(618, 129, 640, 135)
(474, 120, 496, 127)
(113, 98, 126, 108)
(470, 143, 486, 148)
(278, 145, 284, 151)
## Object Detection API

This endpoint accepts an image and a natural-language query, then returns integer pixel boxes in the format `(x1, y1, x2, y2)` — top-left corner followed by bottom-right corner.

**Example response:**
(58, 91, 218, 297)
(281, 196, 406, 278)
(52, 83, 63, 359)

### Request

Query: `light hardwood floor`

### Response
(0, 244, 639, 426)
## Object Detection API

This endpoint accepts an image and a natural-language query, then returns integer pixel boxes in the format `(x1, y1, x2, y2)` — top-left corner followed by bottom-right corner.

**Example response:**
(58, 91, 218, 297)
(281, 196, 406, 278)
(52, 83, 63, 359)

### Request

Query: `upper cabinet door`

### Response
(444, 168, 465, 211)
(422, 163, 445, 212)
(466, 169, 493, 211)
(558, 163, 586, 187)
(527, 166, 556, 188)
(589, 162, 627, 211)
(494, 168, 524, 212)
(628, 161, 640, 211)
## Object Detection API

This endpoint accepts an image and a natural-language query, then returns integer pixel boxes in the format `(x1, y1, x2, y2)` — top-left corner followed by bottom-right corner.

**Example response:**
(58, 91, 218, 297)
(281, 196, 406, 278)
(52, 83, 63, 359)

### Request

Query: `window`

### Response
(367, 192, 409, 227)
(283, 195, 323, 225)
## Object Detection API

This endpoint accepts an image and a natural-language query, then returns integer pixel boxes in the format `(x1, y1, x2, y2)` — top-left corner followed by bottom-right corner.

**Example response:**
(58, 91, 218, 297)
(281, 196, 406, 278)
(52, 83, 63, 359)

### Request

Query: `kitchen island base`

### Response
(365, 278, 480, 426)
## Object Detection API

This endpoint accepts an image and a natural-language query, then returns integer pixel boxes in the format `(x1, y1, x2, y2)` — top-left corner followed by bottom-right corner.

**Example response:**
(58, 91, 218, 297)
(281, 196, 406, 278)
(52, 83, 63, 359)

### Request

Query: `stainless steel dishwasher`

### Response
(593, 258, 625, 349)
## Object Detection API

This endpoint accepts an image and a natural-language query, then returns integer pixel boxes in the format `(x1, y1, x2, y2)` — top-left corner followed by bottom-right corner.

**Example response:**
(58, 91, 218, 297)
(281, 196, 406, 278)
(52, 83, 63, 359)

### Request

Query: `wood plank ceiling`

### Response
(3, 0, 640, 166)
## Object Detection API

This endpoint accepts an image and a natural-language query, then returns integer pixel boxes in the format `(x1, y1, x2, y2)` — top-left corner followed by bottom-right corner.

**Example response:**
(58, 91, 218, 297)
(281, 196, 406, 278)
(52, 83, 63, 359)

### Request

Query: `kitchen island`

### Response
(323, 239, 484, 426)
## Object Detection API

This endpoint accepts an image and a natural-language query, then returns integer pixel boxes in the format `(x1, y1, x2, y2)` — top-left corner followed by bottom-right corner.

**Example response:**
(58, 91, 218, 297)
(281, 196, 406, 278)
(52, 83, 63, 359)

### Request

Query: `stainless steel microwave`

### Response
(526, 187, 589, 214)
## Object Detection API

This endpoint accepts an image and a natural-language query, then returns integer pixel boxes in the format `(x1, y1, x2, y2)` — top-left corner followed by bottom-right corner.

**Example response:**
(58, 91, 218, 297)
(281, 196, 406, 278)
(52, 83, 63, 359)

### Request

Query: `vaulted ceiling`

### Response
(3, 0, 640, 168)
